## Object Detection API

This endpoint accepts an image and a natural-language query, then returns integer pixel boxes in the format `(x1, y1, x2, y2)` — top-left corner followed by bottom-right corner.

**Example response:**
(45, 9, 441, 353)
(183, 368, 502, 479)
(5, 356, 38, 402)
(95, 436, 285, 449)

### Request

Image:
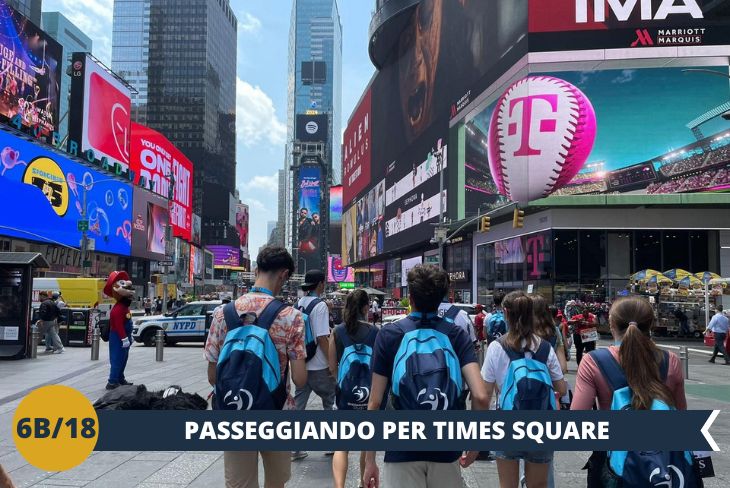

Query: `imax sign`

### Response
(576, 0, 703, 23)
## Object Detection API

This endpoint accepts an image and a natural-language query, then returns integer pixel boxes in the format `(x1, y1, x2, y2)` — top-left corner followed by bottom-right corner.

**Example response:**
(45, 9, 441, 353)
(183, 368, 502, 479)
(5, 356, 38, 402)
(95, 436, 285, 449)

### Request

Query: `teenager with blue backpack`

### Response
(328, 289, 380, 488)
(481, 291, 567, 488)
(571, 297, 702, 488)
(363, 265, 488, 488)
(204, 247, 307, 488)
(487, 291, 508, 344)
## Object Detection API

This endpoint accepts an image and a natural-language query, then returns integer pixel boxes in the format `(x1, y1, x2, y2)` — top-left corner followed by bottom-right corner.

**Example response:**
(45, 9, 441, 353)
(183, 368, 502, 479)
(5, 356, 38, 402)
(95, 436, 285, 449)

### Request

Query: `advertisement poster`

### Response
(69, 53, 131, 167)
(207, 245, 239, 268)
(129, 122, 194, 241)
(329, 185, 342, 223)
(341, 204, 357, 267)
(191, 213, 201, 246)
(235, 203, 249, 251)
(401, 256, 423, 287)
(342, 89, 371, 205)
(295, 113, 328, 143)
(464, 66, 730, 212)
(327, 255, 354, 284)
(0, 2, 62, 136)
(131, 187, 169, 260)
(0, 131, 133, 255)
(297, 165, 323, 272)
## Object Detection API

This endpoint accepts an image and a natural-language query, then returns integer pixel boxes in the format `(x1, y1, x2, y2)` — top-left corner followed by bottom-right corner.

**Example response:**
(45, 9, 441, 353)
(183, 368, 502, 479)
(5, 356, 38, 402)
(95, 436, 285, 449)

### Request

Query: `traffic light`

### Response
(478, 216, 491, 233)
(513, 208, 525, 229)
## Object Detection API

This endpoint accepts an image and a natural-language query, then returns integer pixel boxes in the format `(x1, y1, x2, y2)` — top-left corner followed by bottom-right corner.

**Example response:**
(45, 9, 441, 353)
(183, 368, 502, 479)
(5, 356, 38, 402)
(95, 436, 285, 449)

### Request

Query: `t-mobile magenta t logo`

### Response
(526, 235, 546, 278)
(508, 94, 559, 157)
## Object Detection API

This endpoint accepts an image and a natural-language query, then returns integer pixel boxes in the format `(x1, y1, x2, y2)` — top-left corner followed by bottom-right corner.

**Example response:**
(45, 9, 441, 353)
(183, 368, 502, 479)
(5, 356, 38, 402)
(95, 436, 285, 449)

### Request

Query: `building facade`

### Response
(111, 0, 150, 122)
(6, 0, 41, 25)
(41, 12, 93, 143)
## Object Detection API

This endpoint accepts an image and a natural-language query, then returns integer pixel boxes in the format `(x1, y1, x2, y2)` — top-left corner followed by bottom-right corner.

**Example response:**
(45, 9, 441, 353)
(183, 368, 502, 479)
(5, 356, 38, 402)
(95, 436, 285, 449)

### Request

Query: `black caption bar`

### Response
(95, 410, 720, 452)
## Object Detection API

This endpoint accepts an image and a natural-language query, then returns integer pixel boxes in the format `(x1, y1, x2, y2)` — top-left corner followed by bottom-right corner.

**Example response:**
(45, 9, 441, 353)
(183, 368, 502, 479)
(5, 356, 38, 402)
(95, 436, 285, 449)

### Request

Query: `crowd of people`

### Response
(647, 166, 730, 194)
(199, 245, 712, 488)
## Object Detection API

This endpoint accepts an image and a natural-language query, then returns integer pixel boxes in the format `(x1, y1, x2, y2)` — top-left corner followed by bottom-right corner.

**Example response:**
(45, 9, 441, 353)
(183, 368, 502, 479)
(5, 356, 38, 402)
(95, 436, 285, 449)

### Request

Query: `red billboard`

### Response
(342, 89, 372, 206)
(69, 53, 131, 166)
(130, 122, 194, 242)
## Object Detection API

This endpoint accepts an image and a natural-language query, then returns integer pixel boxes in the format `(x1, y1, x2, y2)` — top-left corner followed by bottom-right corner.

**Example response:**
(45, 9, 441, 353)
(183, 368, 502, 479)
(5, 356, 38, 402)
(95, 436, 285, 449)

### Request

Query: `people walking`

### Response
(204, 246, 307, 488)
(37, 291, 64, 354)
(481, 291, 566, 488)
(155, 296, 163, 314)
(329, 289, 380, 488)
(569, 303, 598, 365)
(707, 305, 729, 364)
(143, 297, 152, 316)
(292, 269, 337, 461)
(363, 265, 488, 488)
(486, 292, 507, 344)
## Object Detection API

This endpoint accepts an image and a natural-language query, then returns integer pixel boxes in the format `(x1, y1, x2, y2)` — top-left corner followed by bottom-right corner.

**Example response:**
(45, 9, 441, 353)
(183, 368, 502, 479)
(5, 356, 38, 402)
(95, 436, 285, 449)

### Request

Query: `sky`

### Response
(41, 0, 375, 260)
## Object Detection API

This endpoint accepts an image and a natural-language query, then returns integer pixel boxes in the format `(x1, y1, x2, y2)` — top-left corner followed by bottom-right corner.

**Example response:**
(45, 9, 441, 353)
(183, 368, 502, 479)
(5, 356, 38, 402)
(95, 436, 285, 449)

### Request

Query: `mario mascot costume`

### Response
(104, 271, 136, 390)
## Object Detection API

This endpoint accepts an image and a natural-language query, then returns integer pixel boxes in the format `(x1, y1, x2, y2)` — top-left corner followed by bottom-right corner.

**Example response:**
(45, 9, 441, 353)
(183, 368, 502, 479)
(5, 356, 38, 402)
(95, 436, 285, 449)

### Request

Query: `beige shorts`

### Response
(223, 451, 290, 488)
(384, 460, 461, 488)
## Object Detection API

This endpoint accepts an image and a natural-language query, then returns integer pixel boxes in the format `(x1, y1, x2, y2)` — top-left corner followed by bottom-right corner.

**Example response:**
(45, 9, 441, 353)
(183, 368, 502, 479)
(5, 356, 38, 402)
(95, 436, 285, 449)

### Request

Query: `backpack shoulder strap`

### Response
(443, 305, 460, 322)
(590, 348, 628, 392)
(256, 299, 287, 331)
(304, 298, 323, 315)
(532, 339, 552, 364)
(336, 325, 353, 349)
(498, 336, 524, 362)
(222, 302, 243, 332)
(659, 350, 670, 382)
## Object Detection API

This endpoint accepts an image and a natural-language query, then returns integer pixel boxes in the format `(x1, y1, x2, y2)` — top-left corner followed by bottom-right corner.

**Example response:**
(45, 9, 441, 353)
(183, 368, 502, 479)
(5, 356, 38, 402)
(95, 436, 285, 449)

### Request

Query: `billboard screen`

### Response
(464, 66, 730, 210)
(401, 256, 423, 287)
(235, 203, 249, 251)
(528, 0, 730, 51)
(191, 214, 201, 246)
(342, 204, 357, 267)
(342, 89, 371, 205)
(328, 255, 354, 284)
(69, 53, 132, 167)
(295, 114, 328, 142)
(131, 188, 169, 260)
(0, 2, 62, 136)
(207, 245, 240, 268)
(330, 185, 342, 223)
(297, 165, 323, 272)
(129, 122, 194, 241)
(0, 131, 133, 255)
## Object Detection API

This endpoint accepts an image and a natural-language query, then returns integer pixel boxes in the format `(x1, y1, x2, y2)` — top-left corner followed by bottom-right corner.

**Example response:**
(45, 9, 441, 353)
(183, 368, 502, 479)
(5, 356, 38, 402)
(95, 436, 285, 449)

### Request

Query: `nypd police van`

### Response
(132, 300, 222, 346)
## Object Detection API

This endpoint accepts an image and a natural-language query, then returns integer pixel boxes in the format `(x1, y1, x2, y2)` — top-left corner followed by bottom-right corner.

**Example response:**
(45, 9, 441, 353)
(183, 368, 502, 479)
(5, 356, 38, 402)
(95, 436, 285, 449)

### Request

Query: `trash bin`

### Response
(58, 309, 92, 347)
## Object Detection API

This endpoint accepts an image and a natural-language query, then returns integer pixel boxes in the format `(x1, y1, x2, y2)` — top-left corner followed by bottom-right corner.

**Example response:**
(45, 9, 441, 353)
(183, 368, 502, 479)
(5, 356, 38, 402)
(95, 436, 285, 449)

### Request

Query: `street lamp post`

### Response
(161, 172, 175, 315)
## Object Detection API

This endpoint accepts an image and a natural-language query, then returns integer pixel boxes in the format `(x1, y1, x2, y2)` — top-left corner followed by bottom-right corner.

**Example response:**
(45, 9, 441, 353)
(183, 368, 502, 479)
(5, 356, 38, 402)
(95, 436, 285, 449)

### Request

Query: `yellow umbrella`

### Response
(695, 272, 721, 284)
(677, 275, 702, 288)
(630, 269, 662, 282)
(663, 269, 692, 281)
(646, 273, 673, 285)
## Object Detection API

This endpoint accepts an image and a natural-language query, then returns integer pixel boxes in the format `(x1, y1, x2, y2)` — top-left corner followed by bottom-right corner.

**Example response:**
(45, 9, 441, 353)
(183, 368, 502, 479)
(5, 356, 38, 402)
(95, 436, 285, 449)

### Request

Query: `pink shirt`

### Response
(571, 346, 687, 411)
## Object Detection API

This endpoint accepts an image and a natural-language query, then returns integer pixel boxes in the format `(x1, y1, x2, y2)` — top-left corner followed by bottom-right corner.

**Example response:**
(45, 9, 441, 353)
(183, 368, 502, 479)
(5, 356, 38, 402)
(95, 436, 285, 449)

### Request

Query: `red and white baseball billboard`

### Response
(342, 88, 372, 206)
(69, 53, 132, 166)
(130, 122, 194, 242)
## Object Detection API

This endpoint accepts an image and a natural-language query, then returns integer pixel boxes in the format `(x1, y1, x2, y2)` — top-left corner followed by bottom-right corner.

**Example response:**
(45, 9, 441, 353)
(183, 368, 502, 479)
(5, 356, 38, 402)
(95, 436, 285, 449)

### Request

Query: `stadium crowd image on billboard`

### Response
(464, 65, 730, 212)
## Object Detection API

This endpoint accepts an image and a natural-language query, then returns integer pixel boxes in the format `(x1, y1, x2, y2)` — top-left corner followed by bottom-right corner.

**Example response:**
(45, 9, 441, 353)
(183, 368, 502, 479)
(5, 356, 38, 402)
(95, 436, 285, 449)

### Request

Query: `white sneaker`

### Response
(53, 348, 65, 354)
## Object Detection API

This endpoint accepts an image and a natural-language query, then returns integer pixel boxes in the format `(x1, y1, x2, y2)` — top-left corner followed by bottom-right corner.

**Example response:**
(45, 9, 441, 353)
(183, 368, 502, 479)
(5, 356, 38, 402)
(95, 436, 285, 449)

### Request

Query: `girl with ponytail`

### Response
(571, 296, 686, 411)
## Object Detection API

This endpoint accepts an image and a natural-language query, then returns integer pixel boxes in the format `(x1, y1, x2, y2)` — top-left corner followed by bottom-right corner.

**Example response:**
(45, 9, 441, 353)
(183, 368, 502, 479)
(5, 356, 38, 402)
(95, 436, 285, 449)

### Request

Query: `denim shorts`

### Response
(493, 450, 553, 464)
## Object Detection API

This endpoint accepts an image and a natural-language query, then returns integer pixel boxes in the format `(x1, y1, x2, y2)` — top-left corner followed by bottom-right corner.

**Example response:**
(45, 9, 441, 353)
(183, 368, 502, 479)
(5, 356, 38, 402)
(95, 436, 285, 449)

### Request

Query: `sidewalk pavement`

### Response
(0, 341, 728, 487)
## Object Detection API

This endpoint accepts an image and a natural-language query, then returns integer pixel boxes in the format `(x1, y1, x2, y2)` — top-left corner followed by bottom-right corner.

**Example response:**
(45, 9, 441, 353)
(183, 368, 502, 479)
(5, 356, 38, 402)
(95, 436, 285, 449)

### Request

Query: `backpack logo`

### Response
(352, 385, 370, 403)
(650, 465, 684, 488)
(417, 387, 449, 410)
(223, 388, 254, 410)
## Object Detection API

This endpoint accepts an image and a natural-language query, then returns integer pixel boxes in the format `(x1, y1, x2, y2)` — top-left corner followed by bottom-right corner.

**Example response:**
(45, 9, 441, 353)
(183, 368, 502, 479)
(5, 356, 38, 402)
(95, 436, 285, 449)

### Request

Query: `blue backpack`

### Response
(297, 298, 322, 361)
(487, 310, 507, 343)
(215, 299, 288, 410)
(498, 337, 557, 411)
(336, 325, 378, 410)
(391, 315, 465, 410)
(591, 348, 699, 488)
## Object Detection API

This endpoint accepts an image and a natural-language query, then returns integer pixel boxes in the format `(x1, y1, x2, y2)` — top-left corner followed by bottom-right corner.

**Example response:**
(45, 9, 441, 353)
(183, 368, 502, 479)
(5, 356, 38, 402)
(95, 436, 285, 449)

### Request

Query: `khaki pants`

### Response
(385, 461, 461, 488)
(223, 451, 290, 488)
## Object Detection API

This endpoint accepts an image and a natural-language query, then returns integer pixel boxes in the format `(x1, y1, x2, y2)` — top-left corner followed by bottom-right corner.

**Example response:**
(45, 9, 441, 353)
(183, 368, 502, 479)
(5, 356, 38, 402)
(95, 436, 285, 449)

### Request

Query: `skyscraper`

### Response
(285, 0, 342, 248)
(6, 0, 41, 25)
(112, 0, 238, 247)
(41, 12, 93, 143)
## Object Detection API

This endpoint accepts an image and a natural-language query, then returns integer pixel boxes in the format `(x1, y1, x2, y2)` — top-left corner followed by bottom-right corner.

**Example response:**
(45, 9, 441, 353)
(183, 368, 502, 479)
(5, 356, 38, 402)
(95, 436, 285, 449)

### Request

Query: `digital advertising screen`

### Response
(342, 88, 371, 206)
(296, 165, 323, 272)
(295, 114, 328, 143)
(327, 255, 354, 284)
(401, 256, 423, 287)
(129, 122, 194, 242)
(206, 245, 239, 268)
(0, 130, 133, 255)
(235, 203, 249, 252)
(131, 187, 169, 260)
(69, 53, 132, 167)
(341, 204, 357, 267)
(191, 214, 201, 246)
(464, 66, 730, 212)
(0, 2, 62, 137)
(329, 185, 342, 223)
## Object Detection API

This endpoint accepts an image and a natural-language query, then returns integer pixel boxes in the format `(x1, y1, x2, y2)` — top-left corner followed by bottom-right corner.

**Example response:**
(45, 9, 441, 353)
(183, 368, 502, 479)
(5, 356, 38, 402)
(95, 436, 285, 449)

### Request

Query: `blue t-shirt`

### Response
(371, 313, 478, 463)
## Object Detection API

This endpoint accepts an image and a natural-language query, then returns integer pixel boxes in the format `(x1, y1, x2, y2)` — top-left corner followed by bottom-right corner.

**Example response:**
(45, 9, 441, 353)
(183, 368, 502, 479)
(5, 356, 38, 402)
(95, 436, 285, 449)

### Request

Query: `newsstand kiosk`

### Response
(0, 252, 50, 360)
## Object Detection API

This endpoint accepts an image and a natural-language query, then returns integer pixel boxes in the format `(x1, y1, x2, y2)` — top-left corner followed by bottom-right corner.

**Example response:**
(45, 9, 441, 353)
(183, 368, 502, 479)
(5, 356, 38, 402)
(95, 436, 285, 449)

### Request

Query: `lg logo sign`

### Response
(305, 121, 319, 134)
(576, 0, 703, 23)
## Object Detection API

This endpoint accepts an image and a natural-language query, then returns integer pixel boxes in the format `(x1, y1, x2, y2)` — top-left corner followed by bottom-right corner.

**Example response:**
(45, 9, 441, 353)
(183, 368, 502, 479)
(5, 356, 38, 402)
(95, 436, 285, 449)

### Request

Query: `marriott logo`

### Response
(576, 0, 703, 23)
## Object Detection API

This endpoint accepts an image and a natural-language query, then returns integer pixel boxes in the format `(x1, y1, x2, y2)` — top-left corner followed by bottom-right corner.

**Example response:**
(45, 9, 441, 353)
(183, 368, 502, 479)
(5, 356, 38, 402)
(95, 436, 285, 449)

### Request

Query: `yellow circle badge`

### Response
(22, 156, 69, 217)
(12, 385, 98, 471)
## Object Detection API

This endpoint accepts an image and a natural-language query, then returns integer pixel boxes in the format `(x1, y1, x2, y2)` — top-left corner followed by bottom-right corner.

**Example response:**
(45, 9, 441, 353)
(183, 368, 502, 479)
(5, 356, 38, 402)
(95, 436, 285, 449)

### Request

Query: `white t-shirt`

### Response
(298, 296, 330, 371)
(438, 303, 477, 342)
(481, 335, 563, 390)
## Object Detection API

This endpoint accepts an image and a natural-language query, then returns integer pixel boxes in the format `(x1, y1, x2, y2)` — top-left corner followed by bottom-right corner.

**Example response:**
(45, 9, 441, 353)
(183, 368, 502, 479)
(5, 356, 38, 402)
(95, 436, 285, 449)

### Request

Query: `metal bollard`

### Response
(90, 327, 101, 361)
(155, 330, 165, 362)
(29, 323, 40, 359)
(681, 345, 689, 380)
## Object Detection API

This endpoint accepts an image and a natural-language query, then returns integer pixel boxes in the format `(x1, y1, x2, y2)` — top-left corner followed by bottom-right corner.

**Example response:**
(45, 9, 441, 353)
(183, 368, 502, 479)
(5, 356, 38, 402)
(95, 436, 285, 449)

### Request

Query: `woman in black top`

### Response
(328, 289, 378, 488)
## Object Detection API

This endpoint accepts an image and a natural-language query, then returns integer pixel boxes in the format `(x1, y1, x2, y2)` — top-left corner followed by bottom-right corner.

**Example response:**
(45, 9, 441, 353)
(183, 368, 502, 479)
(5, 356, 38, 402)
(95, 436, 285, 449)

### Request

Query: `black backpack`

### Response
(38, 300, 57, 321)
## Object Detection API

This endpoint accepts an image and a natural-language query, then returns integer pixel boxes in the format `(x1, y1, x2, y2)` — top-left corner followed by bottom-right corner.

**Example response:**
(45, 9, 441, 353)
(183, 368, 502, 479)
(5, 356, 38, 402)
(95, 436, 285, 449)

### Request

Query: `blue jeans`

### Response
(108, 330, 130, 384)
(711, 332, 728, 362)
